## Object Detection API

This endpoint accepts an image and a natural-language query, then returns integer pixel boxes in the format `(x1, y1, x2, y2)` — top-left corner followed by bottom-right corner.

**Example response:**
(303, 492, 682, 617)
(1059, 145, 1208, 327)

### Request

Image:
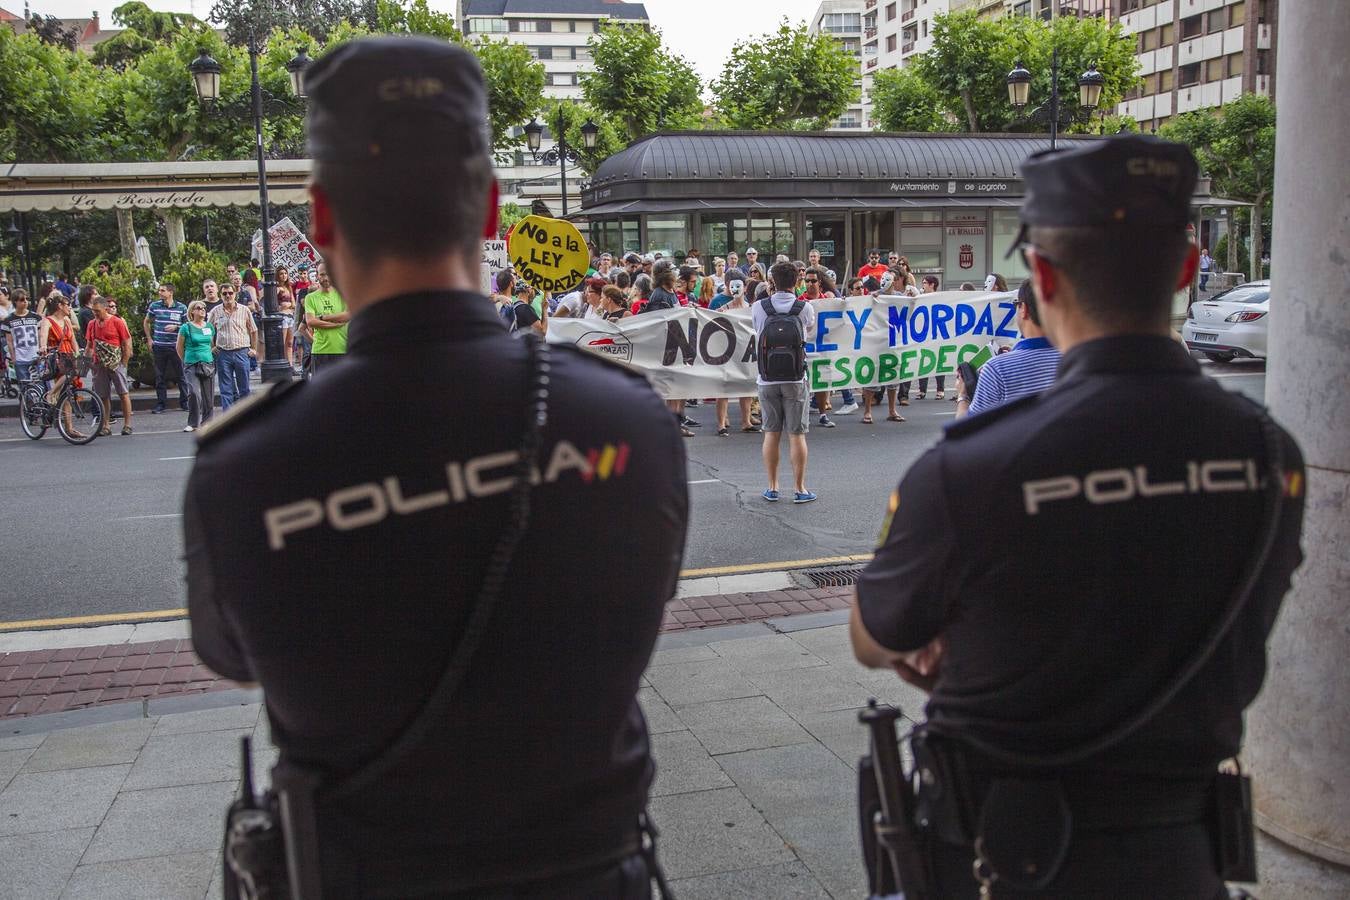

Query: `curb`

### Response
(3, 611, 851, 738)
(1, 575, 859, 723)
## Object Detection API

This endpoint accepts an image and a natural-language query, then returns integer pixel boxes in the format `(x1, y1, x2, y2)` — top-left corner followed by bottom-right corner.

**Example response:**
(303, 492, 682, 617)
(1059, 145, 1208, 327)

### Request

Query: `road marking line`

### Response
(687, 479, 720, 484)
(159, 456, 195, 460)
(0, 608, 187, 632)
(0, 555, 874, 633)
(116, 513, 183, 520)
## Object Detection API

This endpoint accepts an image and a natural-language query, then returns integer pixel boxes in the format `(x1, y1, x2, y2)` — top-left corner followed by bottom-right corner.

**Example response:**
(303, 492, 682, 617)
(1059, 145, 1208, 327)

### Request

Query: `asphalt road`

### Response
(0, 357, 1267, 628)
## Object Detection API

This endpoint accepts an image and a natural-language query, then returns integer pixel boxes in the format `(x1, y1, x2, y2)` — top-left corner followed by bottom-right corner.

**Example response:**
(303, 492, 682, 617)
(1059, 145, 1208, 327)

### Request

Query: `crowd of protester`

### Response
(488, 244, 1013, 436)
(3, 243, 1018, 442)
(1, 258, 345, 436)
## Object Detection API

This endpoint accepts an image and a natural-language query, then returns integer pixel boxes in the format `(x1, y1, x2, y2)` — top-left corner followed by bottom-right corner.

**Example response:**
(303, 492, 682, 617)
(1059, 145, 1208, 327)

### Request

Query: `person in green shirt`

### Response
(303, 263, 350, 376)
(176, 300, 217, 431)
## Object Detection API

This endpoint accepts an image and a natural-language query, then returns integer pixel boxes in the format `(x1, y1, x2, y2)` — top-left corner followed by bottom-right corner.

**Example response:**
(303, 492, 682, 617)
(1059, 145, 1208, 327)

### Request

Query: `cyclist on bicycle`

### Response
(39, 294, 81, 403)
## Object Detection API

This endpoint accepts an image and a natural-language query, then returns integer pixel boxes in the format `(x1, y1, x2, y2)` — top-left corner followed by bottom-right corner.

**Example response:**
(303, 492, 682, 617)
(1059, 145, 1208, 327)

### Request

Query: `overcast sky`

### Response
(23, 0, 820, 85)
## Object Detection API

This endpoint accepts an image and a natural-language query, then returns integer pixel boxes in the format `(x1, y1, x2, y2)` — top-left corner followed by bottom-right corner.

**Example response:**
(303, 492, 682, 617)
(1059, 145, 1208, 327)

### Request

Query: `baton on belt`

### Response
(859, 699, 934, 900)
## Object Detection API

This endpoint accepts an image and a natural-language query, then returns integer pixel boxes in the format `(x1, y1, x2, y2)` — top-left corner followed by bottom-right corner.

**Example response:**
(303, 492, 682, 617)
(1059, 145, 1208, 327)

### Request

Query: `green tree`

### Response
(871, 67, 952, 133)
(374, 0, 459, 41)
(92, 2, 207, 70)
(913, 10, 1136, 134)
(472, 38, 547, 155)
(158, 241, 229, 299)
(581, 22, 703, 143)
(208, 0, 379, 46)
(1161, 93, 1275, 281)
(711, 20, 858, 130)
(0, 29, 115, 162)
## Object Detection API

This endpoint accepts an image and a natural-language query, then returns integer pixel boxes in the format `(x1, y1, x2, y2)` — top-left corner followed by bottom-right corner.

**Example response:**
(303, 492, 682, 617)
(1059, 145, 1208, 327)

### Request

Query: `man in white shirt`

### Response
(752, 261, 817, 504)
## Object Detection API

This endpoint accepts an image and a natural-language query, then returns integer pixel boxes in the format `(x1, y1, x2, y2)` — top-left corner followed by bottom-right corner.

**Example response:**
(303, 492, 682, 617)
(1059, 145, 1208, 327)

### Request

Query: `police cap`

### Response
(305, 36, 489, 164)
(1009, 135, 1198, 254)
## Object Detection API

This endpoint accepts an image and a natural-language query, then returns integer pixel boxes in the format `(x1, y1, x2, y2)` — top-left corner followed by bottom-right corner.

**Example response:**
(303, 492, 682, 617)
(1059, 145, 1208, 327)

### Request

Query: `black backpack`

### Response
(757, 297, 807, 382)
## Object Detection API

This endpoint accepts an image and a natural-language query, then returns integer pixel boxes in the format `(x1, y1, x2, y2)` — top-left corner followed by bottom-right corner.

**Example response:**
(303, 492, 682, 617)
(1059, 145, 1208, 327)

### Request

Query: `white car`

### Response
(1183, 280, 1270, 362)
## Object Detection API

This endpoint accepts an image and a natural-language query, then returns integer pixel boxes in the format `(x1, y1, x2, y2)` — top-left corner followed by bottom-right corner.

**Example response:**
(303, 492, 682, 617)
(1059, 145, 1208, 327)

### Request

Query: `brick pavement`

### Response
(1, 585, 854, 721)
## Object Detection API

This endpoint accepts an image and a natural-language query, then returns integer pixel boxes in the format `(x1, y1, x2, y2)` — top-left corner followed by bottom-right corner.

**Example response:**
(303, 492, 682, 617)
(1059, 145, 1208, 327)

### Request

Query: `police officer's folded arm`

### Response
(182, 473, 256, 685)
(850, 448, 955, 671)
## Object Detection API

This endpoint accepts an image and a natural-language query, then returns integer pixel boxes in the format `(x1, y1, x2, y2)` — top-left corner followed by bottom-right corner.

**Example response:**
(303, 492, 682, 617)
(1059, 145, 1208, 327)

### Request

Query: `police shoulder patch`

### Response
(943, 393, 1040, 440)
(194, 379, 306, 449)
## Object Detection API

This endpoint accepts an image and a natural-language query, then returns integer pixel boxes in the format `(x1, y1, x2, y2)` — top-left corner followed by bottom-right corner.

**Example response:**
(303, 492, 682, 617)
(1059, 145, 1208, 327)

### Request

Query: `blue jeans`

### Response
(216, 348, 252, 411)
(14, 359, 33, 382)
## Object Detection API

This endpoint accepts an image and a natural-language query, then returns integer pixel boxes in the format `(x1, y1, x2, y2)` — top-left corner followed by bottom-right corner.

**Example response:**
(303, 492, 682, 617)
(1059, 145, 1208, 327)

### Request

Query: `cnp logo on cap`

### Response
(377, 77, 446, 102)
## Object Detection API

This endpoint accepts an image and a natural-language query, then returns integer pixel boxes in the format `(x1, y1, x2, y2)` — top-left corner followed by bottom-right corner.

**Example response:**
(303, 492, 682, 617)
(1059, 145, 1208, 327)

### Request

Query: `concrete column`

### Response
(1245, 7, 1350, 896)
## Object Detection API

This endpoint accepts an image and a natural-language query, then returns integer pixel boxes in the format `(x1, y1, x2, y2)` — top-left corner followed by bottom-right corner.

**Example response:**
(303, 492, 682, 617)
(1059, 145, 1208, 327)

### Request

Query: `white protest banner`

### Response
(546, 291, 1020, 399)
(250, 217, 321, 273)
(481, 239, 509, 295)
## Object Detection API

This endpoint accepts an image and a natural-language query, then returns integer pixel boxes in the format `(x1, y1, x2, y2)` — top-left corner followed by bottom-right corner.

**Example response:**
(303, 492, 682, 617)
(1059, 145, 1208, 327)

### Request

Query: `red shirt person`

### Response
(857, 250, 889, 281)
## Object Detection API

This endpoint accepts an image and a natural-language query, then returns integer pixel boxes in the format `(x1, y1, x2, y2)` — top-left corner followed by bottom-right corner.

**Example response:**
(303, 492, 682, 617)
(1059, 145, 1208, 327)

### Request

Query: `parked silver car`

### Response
(1183, 280, 1270, 362)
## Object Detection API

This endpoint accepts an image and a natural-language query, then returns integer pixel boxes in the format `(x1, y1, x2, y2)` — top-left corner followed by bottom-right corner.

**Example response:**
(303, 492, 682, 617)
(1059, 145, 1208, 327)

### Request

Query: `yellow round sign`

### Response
(506, 214, 590, 294)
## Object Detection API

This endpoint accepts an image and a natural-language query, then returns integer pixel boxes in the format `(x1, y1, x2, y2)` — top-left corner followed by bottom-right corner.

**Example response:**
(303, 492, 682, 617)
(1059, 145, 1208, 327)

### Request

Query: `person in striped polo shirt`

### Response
(956, 280, 1061, 418)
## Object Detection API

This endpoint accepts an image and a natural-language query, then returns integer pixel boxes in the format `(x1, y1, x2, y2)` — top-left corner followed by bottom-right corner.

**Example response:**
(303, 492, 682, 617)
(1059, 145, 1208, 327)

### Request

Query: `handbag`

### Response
(94, 339, 122, 370)
(192, 361, 217, 379)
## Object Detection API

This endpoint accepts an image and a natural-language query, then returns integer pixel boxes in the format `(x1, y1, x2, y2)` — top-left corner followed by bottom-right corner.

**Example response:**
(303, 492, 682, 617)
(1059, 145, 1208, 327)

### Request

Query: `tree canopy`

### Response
(581, 22, 704, 143)
(870, 67, 952, 133)
(1162, 93, 1275, 280)
(907, 10, 1137, 133)
(711, 20, 859, 131)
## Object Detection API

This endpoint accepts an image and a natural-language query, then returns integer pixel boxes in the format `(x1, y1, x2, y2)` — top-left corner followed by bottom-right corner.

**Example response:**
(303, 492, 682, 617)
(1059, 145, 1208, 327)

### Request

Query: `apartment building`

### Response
(810, 0, 868, 130)
(1115, 0, 1276, 133)
(457, 0, 650, 212)
(863, 0, 951, 125)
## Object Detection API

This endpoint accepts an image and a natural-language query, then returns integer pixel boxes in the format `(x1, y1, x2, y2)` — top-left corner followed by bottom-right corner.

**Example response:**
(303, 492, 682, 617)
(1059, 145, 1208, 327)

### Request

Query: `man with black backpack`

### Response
(754, 261, 817, 503)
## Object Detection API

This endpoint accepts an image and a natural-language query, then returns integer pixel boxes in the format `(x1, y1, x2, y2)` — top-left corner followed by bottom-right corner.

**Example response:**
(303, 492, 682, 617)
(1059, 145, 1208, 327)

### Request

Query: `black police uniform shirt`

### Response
(184, 291, 689, 890)
(857, 335, 1304, 776)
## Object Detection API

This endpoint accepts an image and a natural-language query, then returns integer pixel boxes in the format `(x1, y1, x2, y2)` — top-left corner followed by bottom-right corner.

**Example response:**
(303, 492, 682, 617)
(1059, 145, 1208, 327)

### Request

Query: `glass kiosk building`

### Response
(578, 131, 1230, 287)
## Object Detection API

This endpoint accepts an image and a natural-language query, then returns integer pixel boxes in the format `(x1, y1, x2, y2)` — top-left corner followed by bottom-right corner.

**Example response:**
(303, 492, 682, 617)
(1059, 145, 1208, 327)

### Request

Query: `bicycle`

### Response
(18, 352, 104, 445)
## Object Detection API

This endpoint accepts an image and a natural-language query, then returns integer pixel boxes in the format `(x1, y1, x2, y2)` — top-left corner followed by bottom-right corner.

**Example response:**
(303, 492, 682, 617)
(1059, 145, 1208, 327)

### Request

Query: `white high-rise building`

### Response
(809, 0, 868, 130)
(458, 0, 650, 215)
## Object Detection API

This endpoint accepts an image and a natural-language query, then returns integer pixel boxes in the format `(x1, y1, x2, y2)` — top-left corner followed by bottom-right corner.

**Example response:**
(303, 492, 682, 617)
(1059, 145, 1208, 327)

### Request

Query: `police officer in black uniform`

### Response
(849, 135, 1305, 898)
(184, 37, 688, 898)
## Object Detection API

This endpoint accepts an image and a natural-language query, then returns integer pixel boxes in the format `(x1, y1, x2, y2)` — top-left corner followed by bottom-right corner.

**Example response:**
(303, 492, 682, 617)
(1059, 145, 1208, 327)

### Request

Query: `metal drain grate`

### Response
(798, 565, 866, 588)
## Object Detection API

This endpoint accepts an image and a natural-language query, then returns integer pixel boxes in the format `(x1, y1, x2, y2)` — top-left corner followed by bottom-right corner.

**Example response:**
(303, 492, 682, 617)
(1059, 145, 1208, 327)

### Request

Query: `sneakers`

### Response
(151, 405, 165, 414)
(793, 491, 818, 504)
(681, 417, 702, 427)
(762, 489, 780, 502)
(835, 402, 859, 415)
(818, 415, 836, 428)
(183, 425, 195, 433)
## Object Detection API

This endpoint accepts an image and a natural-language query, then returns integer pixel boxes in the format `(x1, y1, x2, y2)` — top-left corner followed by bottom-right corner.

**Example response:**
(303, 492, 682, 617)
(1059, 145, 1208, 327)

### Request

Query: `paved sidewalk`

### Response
(0, 613, 924, 900)
(1, 577, 854, 721)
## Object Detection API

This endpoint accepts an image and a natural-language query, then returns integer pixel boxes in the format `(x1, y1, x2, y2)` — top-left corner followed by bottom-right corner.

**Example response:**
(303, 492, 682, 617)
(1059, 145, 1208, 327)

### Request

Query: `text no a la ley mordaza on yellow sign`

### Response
(507, 214, 589, 294)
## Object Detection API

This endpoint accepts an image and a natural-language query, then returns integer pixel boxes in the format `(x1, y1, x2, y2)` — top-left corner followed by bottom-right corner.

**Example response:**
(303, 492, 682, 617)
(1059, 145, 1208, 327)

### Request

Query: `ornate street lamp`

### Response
(1006, 52, 1104, 150)
(285, 47, 312, 100)
(525, 107, 597, 217)
(188, 42, 309, 383)
(188, 49, 222, 102)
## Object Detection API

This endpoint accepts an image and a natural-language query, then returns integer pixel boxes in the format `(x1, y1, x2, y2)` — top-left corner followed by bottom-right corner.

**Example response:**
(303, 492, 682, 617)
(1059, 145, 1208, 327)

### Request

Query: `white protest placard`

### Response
(482, 239, 509, 295)
(251, 217, 321, 274)
(545, 291, 1020, 400)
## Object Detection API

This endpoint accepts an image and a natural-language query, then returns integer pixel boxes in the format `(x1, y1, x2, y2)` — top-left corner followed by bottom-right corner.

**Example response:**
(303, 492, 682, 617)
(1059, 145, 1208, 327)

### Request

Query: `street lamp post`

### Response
(1007, 50, 1105, 151)
(189, 42, 311, 383)
(6, 213, 33, 297)
(523, 107, 598, 217)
